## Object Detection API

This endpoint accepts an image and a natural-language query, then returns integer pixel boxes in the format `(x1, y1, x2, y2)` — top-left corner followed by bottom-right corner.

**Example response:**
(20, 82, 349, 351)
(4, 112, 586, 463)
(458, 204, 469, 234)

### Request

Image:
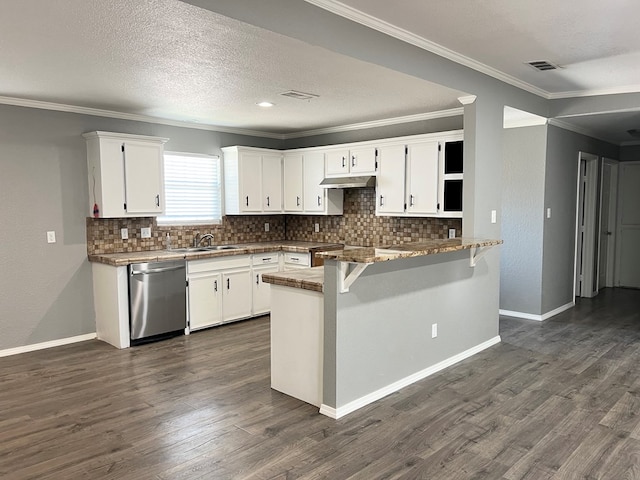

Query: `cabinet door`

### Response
(222, 270, 253, 322)
(284, 153, 303, 211)
(252, 265, 280, 315)
(262, 154, 283, 212)
(303, 151, 325, 213)
(407, 141, 439, 215)
(349, 146, 377, 174)
(239, 152, 262, 212)
(188, 273, 222, 330)
(123, 140, 164, 214)
(376, 144, 406, 214)
(325, 149, 350, 175)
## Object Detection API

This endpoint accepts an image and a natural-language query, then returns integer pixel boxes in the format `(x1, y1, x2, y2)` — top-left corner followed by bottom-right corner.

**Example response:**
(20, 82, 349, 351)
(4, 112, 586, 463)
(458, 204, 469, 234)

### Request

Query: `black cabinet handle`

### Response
(245, 196, 249, 207)
(351, 155, 356, 167)
(155, 194, 160, 207)
(341, 156, 346, 168)
(214, 280, 218, 292)
(256, 274, 260, 285)
(409, 194, 415, 207)
(227, 278, 230, 290)
(296, 196, 300, 206)
(379, 195, 384, 207)
(317, 195, 321, 206)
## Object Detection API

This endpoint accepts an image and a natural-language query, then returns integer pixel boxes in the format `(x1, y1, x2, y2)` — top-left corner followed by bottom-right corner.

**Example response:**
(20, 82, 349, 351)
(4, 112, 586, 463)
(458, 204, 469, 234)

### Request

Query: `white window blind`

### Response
(157, 152, 222, 225)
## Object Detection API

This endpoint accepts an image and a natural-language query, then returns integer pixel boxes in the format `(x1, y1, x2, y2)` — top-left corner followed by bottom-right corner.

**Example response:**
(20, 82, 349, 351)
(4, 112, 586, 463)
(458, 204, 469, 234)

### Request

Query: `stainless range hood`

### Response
(319, 175, 376, 189)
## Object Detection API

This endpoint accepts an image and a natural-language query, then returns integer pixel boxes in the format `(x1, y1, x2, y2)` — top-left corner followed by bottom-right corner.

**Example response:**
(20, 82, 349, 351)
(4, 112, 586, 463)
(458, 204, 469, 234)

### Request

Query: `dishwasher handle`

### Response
(130, 263, 186, 275)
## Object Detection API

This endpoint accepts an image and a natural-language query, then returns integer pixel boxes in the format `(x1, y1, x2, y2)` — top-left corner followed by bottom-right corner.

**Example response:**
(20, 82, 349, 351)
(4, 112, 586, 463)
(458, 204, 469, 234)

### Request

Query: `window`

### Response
(157, 152, 222, 225)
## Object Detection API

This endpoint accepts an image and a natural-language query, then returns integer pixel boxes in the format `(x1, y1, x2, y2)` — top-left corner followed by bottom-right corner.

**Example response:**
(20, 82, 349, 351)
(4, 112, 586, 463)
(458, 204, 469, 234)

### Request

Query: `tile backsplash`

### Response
(86, 216, 285, 255)
(87, 188, 462, 254)
(285, 188, 461, 246)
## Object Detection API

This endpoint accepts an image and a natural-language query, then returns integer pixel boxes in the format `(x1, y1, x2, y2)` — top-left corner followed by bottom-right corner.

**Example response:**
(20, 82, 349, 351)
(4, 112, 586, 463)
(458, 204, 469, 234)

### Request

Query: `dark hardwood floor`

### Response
(1, 288, 640, 479)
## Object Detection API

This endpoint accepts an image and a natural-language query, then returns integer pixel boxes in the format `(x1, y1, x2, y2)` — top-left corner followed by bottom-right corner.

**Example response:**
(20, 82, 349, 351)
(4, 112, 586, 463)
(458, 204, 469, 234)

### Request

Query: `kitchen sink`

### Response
(171, 245, 240, 253)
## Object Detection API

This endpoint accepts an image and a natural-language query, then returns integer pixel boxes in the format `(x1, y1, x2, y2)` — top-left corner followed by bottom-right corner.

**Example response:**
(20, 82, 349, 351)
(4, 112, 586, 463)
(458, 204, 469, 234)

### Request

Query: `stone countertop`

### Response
(262, 267, 324, 293)
(88, 241, 343, 267)
(315, 238, 503, 264)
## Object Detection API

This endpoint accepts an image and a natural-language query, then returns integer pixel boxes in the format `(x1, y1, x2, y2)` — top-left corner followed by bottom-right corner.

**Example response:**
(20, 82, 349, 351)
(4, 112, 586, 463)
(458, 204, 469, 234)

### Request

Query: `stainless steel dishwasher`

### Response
(128, 259, 187, 344)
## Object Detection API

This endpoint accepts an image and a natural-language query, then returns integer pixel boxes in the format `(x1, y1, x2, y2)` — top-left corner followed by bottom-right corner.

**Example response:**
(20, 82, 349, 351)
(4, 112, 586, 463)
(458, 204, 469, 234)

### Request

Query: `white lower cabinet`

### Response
(187, 255, 252, 330)
(188, 273, 222, 330)
(252, 253, 281, 315)
(222, 269, 253, 322)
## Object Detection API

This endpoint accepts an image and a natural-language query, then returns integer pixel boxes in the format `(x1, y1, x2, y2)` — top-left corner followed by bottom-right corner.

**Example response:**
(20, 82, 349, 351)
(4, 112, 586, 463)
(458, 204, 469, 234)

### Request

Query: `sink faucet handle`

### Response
(193, 231, 201, 248)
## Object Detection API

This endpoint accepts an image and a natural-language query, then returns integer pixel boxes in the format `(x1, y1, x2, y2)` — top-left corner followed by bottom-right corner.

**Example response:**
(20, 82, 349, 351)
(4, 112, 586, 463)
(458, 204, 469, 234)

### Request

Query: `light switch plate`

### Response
(141, 227, 151, 238)
(121, 228, 128, 240)
(315, 223, 320, 233)
(431, 323, 438, 338)
(46, 231, 56, 243)
(547, 208, 552, 219)
(264, 223, 269, 232)
(491, 210, 497, 224)
(448, 228, 456, 239)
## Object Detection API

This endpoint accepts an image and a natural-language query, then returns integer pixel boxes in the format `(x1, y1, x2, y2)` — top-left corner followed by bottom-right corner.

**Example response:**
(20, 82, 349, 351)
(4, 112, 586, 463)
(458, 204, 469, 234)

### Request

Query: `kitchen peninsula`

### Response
(263, 238, 503, 419)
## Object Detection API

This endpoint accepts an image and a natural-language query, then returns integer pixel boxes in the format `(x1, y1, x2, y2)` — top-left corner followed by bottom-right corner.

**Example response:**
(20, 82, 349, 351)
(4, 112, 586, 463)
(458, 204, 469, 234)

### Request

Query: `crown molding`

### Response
(282, 108, 464, 139)
(620, 140, 640, 147)
(548, 84, 640, 99)
(548, 118, 618, 145)
(0, 95, 285, 140)
(458, 95, 476, 105)
(304, 0, 551, 99)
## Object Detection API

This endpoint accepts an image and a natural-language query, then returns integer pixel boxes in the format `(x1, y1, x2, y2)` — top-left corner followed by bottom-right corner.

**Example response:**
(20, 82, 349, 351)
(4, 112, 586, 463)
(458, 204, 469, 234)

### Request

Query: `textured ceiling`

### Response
(0, 0, 464, 134)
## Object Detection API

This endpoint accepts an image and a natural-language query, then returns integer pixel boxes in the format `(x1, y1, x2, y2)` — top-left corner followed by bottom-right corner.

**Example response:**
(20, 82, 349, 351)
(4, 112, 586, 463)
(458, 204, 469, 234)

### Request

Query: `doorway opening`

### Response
(597, 159, 619, 290)
(574, 152, 599, 298)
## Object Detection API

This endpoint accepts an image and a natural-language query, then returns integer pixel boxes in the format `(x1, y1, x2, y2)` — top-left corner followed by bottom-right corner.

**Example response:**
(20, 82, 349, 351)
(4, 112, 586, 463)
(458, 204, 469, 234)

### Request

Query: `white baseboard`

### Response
(500, 301, 574, 322)
(0, 333, 96, 358)
(320, 335, 502, 419)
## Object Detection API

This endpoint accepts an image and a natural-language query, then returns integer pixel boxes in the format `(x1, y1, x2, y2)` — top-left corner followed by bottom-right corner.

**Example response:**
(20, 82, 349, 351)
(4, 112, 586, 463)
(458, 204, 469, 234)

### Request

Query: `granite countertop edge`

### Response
(262, 267, 324, 293)
(88, 241, 343, 267)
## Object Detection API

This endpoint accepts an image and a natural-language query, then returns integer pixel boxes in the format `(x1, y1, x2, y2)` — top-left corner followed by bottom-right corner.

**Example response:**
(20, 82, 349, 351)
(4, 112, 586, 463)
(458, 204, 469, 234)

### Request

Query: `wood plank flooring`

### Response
(1, 287, 640, 479)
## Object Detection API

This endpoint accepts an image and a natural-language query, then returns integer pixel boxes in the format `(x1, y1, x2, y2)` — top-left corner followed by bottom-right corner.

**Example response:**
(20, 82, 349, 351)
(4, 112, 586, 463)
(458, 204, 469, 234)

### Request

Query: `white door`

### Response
(325, 149, 349, 175)
(303, 152, 326, 213)
(376, 144, 406, 214)
(222, 270, 253, 322)
(188, 273, 222, 330)
(407, 141, 439, 215)
(239, 152, 262, 212)
(284, 153, 303, 211)
(252, 264, 280, 315)
(349, 146, 377, 174)
(615, 161, 640, 288)
(598, 159, 618, 289)
(123, 141, 164, 214)
(262, 154, 283, 212)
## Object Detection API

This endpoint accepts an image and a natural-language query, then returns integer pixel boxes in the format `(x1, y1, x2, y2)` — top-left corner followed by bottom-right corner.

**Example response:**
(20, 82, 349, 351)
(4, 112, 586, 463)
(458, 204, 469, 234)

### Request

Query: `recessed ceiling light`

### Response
(257, 101, 274, 108)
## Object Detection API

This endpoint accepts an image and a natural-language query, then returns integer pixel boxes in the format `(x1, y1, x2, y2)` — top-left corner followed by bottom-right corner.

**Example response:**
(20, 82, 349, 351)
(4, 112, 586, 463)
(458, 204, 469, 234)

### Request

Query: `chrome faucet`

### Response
(194, 232, 215, 247)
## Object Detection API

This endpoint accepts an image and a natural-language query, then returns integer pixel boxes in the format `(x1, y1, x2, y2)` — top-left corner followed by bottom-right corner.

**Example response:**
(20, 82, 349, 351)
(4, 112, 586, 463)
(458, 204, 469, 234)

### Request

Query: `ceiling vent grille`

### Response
(527, 60, 559, 71)
(280, 90, 319, 100)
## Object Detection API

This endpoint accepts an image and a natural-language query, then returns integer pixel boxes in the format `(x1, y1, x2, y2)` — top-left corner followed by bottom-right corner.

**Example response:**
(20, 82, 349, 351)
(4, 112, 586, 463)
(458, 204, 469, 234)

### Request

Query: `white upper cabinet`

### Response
(283, 153, 304, 212)
(406, 141, 439, 216)
(262, 153, 283, 212)
(303, 151, 343, 214)
(83, 131, 167, 218)
(376, 144, 406, 215)
(325, 146, 377, 176)
(223, 146, 283, 214)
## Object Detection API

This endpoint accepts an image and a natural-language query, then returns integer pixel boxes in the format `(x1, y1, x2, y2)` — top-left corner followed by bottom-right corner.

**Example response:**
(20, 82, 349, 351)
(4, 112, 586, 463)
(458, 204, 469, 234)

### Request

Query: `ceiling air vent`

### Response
(280, 90, 319, 100)
(527, 60, 559, 71)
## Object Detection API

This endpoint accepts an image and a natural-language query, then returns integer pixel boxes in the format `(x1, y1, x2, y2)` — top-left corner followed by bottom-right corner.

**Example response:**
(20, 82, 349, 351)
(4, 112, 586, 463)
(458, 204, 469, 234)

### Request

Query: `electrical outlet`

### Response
(46, 231, 56, 244)
(547, 207, 552, 219)
(448, 228, 456, 239)
(431, 323, 438, 338)
(141, 227, 151, 238)
(314, 223, 320, 233)
(121, 228, 129, 240)
(491, 210, 497, 224)
(264, 223, 269, 232)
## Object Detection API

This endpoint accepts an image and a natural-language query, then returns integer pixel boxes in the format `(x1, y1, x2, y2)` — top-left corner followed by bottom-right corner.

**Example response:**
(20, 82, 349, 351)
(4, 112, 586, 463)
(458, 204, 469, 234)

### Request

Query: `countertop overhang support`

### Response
(470, 245, 495, 267)
(338, 261, 372, 293)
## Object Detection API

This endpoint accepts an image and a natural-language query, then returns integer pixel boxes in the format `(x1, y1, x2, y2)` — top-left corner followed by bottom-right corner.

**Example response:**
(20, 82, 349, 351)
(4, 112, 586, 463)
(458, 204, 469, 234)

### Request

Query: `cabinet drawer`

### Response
(283, 252, 310, 267)
(252, 253, 280, 266)
(187, 255, 251, 274)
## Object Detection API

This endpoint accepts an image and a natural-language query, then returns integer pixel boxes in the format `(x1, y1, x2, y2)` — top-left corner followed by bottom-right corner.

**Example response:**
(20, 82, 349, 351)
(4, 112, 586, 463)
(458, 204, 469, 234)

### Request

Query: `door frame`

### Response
(597, 158, 619, 289)
(573, 152, 600, 298)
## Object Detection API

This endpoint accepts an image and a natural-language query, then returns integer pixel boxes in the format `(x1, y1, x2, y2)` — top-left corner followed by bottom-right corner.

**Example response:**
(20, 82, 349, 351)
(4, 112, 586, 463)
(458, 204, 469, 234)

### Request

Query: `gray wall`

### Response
(323, 250, 500, 409)
(541, 125, 618, 314)
(501, 125, 547, 315)
(620, 145, 640, 162)
(283, 116, 463, 149)
(0, 103, 281, 351)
